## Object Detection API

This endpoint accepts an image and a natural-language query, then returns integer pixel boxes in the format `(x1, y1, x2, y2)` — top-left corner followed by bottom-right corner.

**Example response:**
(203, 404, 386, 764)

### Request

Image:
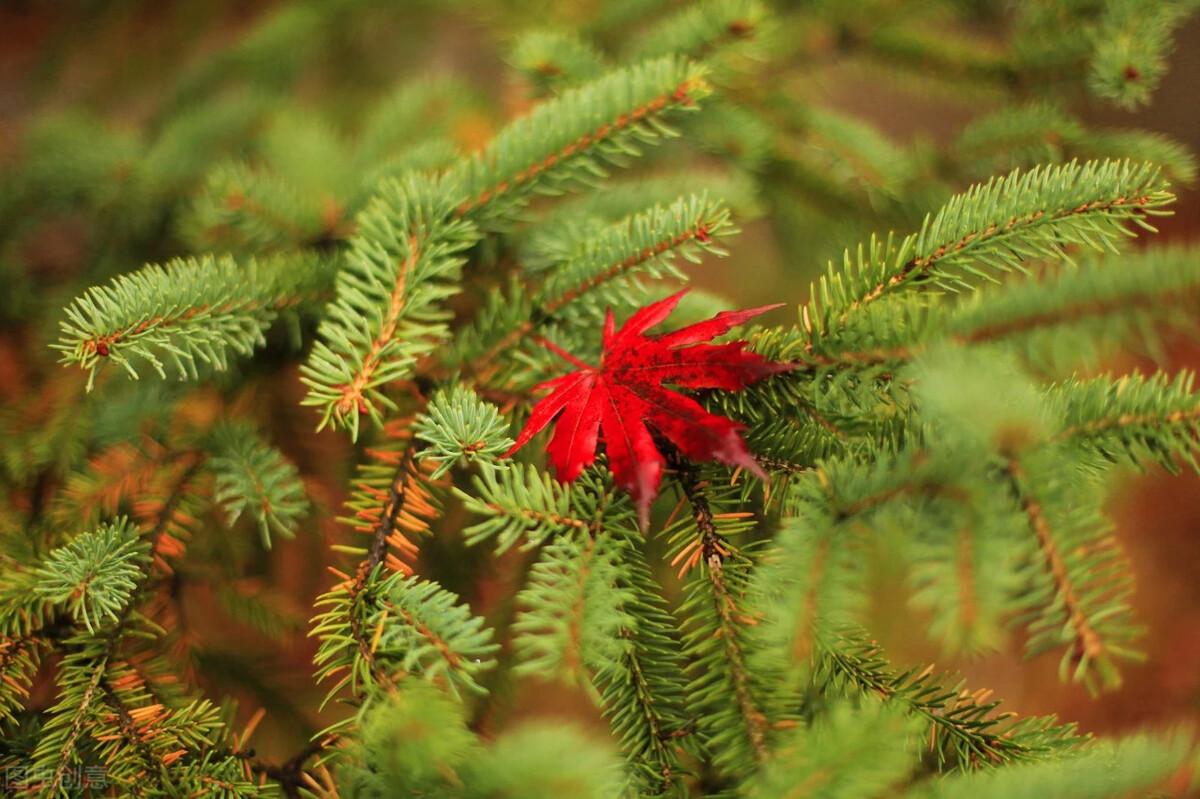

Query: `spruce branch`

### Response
(668, 458, 770, 778)
(17, 4, 1200, 794)
(313, 435, 469, 720)
(1048, 371, 1200, 471)
(55, 253, 330, 390)
(373, 576, 499, 698)
(454, 463, 600, 551)
(817, 628, 1086, 771)
(950, 244, 1200, 368)
(749, 511, 864, 699)
(302, 57, 713, 440)
(343, 431, 440, 577)
(143, 453, 206, 573)
(512, 531, 633, 687)
(595, 535, 697, 794)
(537, 193, 734, 318)
(465, 194, 734, 384)
(632, 0, 768, 62)
(300, 175, 479, 439)
(186, 161, 335, 252)
(906, 497, 1023, 656)
(311, 571, 498, 711)
(312, 437, 441, 709)
(55, 439, 175, 530)
(414, 385, 514, 477)
(803, 160, 1173, 346)
(33, 519, 148, 634)
(209, 422, 309, 547)
(31, 636, 112, 796)
(907, 729, 1194, 799)
(463, 724, 625, 798)
(0, 633, 41, 723)
(451, 56, 711, 223)
(1086, 2, 1192, 110)
(745, 702, 921, 799)
(509, 30, 607, 91)
(1004, 455, 1138, 690)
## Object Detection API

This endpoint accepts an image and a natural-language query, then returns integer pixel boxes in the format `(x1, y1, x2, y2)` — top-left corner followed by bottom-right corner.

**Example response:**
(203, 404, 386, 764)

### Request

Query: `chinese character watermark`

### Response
(4, 764, 108, 790)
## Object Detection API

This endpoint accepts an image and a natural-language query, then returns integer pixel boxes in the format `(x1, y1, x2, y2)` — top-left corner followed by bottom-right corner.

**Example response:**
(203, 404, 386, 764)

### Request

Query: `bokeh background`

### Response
(1, 0, 1198, 760)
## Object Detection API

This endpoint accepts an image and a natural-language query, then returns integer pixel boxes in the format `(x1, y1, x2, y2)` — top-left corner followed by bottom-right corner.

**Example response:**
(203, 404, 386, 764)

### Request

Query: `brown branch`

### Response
(955, 525, 980, 633)
(751, 454, 814, 475)
(251, 738, 330, 799)
(347, 445, 425, 684)
(47, 658, 108, 794)
(146, 454, 204, 553)
(672, 455, 769, 764)
(99, 677, 167, 790)
(789, 535, 830, 667)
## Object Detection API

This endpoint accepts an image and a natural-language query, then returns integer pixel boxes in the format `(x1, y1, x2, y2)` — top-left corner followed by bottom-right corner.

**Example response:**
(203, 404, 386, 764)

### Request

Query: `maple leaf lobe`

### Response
(505, 290, 792, 527)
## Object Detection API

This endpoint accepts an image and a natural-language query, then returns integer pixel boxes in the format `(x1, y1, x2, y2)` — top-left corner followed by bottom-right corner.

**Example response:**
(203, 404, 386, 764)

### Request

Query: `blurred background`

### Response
(1, 0, 1198, 761)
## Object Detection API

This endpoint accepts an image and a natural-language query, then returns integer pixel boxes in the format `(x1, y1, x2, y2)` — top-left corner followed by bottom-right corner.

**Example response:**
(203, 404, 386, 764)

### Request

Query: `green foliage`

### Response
(463, 725, 625, 799)
(538, 193, 734, 324)
(631, 0, 769, 61)
(1085, 1, 1194, 110)
(743, 702, 920, 799)
(804, 159, 1173, 349)
(1005, 449, 1139, 690)
(414, 384, 514, 477)
(33, 519, 147, 634)
(1049, 370, 1200, 472)
(339, 681, 623, 799)
(185, 161, 330, 253)
(374, 575, 499, 696)
(663, 473, 772, 781)
(949, 244, 1200, 370)
(955, 102, 1197, 184)
(750, 511, 869, 698)
(815, 628, 1086, 770)
(340, 681, 482, 797)
(451, 55, 711, 225)
(453, 463, 598, 550)
(510, 30, 607, 91)
(300, 174, 480, 438)
(909, 730, 1195, 799)
(55, 252, 329, 389)
(8, 1, 1200, 796)
(594, 533, 697, 794)
(209, 422, 310, 546)
(311, 568, 498, 718)
(513, 531, 633, 687)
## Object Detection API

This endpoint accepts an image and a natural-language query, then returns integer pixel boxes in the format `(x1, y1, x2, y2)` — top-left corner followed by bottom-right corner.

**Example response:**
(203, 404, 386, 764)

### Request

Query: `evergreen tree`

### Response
(2, 0, 1199, 796)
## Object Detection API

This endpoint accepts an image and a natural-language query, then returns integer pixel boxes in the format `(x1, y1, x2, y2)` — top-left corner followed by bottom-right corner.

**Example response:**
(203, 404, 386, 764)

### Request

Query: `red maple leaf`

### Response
(504, 290, 792, 527)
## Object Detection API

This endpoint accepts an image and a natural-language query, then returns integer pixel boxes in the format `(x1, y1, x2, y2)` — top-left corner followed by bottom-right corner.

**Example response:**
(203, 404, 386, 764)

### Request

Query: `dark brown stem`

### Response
(669, 452, 769, 764)
(251, 739, 329, 799)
